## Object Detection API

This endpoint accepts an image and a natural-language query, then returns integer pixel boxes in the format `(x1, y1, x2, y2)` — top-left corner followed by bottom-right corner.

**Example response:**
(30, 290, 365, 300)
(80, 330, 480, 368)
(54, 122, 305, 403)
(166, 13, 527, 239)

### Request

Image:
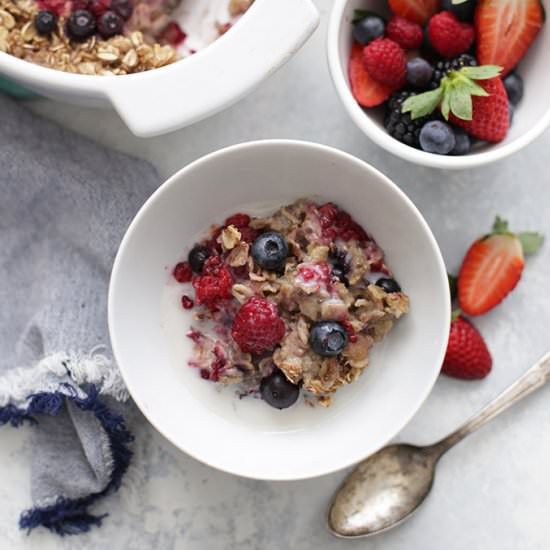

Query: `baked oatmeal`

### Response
(0, 0, 253, 75)
(171, 199, 409, 409)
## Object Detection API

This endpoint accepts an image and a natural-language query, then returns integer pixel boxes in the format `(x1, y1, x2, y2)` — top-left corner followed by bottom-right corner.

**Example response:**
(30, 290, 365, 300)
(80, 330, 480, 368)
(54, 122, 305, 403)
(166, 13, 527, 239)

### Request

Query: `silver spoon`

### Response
(328, 350, 550, 539)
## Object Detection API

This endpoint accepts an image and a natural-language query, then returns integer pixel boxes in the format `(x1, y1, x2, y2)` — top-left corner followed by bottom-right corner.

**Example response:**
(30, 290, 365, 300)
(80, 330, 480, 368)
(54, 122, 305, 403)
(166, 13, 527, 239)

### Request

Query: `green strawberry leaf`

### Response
(492, 216, 509, 233)
(518, 232, 544, 255)
(448, 274, 458, 301)
(460, 65, 502, 80)
(352, 9, 384, 23)
(440, 91, 451, 120)
(461, 79, 490, 97)
(401, 88, 443, 120)
(449, 85, 473, 120)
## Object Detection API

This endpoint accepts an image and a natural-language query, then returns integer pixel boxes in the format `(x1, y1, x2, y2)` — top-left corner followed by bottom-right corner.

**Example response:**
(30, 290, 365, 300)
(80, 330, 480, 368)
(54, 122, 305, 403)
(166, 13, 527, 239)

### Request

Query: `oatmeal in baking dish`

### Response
(0, 0, 253, 75)
(171, 199, 409, 409)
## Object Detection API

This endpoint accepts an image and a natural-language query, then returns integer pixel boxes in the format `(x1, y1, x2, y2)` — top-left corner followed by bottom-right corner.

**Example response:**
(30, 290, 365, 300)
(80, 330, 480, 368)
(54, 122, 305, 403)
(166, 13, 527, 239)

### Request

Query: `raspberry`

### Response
(88, 0, 110, 16)
(318, 203, 338, 228)
(224, 213, 250, 228)
(238, 226, 259, 243)
(386, 16, 423, 50)
(181, 295, 194, 309)
(192, 256, 233, 309)
(173, 261, 192, 283)
(428, 11, 474, 58)
(161, 21, 186, 47)
(363, 39, 406, 87)
(231, 297, 285, 354)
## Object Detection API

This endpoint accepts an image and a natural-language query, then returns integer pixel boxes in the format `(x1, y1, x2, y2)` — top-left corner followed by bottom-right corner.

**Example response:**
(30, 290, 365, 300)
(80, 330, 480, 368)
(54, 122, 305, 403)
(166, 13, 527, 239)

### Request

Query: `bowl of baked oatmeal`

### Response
(0, 0, 319, 136)
(109, 140, 450, 480)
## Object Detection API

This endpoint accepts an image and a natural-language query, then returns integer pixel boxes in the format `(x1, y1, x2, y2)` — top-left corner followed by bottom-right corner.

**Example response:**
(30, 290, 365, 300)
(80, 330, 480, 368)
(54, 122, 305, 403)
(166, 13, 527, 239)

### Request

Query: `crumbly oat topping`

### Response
(180, 199, 410, 407)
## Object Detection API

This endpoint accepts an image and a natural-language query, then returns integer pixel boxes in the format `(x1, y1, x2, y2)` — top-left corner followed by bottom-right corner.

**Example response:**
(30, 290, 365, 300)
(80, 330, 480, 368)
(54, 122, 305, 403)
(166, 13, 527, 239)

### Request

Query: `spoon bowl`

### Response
(328, 444, 438, 538)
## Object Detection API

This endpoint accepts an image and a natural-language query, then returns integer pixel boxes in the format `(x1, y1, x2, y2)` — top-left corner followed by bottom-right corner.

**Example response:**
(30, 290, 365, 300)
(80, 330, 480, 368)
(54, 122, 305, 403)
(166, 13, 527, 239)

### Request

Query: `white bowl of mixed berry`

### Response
(0, 0, 319, 136)
(108, 140, 450, 479)
(327, 0, 550, 168)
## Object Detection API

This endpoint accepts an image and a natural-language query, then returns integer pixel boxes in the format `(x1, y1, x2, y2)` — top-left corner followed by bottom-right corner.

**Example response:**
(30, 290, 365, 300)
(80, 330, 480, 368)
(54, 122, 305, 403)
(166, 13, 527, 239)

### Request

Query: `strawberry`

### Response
(442, 316, 492, 380)
(388, 0, 439, 24)
(386, 16, 423, 50)
(402, 65, 510, 143)
(348, 43, 397, 107)
(458, 217, 544, 316)
(476, 0, 545, 77)
(449, 77, 509, 142)
(363, 38, 407, 87)
(428, 11, 475, 58)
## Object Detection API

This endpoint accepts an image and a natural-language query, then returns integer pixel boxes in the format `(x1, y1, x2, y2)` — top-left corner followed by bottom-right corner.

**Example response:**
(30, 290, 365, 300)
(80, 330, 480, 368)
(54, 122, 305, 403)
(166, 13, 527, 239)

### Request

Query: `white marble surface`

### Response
(2, 1, 550, 548)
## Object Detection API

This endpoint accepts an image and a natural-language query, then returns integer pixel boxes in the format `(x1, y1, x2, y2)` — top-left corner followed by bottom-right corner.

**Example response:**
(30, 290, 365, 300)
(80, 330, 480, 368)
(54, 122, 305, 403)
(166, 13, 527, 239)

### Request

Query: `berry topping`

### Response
(442, 316, 492, 379)
(34, 10, 58, 35)
(386, 16, 423, 50)
(66, 10, 96, 41)
(475, 0, 544, 76)
(348, 43, 397, 108)
(309, 321, 348, 357)
(97, 10, 123, 38)
(331, 264, 349, 286)
(251, 231, 289, 271)
(173, 261, 193, 283)
(188, 245, 211, 273)
(363, 38, 407, 87)
(238, 226, 259, 244)
(181, 295, 194, 309)
(503, 72, 524, 106)
(450, 128, 471, 156)
(192, 256, 233, 309)
(441, 0, 476, 22)
(318, 203, 367, 242)
(375, 277, 402, 293)
(111, 0, 133, 20)
(161, 21, 187, 47)
(458, 217, 543, 316)
(37, 0, 65, 16)
(89, 0, 111, 17)
(388, 0, 439, 25)
(419, 120, 456, 155)
(231, 297, 286, 354)
(428, 11, 474, 58)
(260, 369, 300, 410)
(384, 90, 434, 149)
(224, 213, 251, 228)
(352, 14, 385, 45)
(406, 58, 434, 90)
(429, 54, 477, 90)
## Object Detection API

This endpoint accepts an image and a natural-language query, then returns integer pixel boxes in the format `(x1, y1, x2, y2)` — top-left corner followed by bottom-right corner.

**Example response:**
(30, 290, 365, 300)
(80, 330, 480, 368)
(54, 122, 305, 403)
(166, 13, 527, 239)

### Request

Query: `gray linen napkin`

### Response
(0, 95, 158, 535)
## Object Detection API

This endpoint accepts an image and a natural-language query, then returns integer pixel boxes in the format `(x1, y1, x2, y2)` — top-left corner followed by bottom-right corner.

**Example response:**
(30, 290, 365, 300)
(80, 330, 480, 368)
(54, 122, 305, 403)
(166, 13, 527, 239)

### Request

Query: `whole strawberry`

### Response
(388, 0, 439, 24)
(442, 316, 492, 380)
(449, 77, 509, 142)
(231, 296, 286, 354)
(402, 65, 510, 143)
(363, 38, 407, 87)
(386, 16, 423, 50)
(458, 217, 544, 316)
(428, 11, 474, 58)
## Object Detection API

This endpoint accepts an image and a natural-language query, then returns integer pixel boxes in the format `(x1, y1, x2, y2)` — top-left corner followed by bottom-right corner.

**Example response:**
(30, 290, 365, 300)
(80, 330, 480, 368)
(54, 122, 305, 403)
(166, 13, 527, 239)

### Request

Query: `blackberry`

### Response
(384, 90, 434, 149)
(429, 54, 477, 90)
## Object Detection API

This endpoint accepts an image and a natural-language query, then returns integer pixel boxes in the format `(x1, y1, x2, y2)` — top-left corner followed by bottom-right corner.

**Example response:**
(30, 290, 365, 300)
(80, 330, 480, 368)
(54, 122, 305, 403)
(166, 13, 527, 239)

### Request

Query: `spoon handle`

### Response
(432, 350, 550, 456)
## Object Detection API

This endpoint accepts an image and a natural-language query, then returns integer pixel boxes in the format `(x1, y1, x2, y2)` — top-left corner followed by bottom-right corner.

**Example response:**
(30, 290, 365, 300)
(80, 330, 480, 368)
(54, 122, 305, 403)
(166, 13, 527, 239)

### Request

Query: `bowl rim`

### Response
(108, 139, 451, 480)
(326, 0, 550, 170)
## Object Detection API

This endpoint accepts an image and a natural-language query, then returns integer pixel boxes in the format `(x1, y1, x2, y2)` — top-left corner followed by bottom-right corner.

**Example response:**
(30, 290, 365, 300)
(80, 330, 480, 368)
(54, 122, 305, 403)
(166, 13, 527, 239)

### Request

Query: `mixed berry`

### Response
(170, 200, 409, 409)
(349, 0, 545, 155)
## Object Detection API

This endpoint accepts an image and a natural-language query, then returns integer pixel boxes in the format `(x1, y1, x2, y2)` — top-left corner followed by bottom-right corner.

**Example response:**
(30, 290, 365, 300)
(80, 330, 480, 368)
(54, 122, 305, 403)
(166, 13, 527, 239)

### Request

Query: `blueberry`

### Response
(450, 128, 471, 155)
(442, 0, 477, 22)
(503, 72, 523, 106)
(251, 231, 289, 271)
(331, 264, 349, 286)
(353, 15, 385, 45)
(260, 370, 300, 410)
(309, 321, 348, 357)
(66, 10, 96, 41)
(375, 278, 401, 293)
(419, 121, 456, 155)
(97, 10, 123, 38)
(111, 0, 133, 21)
(188, 245, 211, 273)
(406, 58, 434, 90)
(34, 10, 58, 35)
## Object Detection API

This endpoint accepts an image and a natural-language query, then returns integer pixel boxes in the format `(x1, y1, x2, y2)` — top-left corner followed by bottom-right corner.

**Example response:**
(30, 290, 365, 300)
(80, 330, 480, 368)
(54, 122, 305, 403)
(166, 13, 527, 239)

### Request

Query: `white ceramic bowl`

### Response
(327, 0, 550, 169)
(108, 140, 450, 480)
(0, 0, 318, 137)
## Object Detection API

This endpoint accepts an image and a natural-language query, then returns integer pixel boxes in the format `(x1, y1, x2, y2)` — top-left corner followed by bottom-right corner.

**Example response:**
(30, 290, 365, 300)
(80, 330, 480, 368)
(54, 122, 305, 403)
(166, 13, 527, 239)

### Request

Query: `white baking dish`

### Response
(0, 0, 319, 137)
